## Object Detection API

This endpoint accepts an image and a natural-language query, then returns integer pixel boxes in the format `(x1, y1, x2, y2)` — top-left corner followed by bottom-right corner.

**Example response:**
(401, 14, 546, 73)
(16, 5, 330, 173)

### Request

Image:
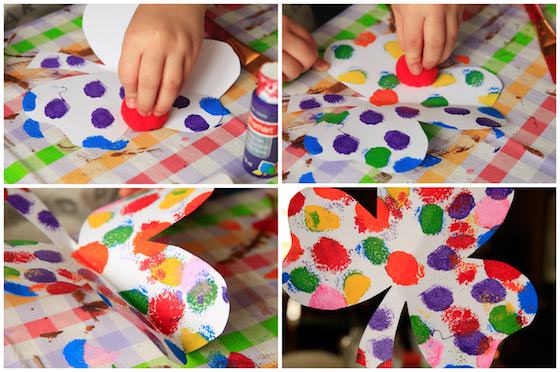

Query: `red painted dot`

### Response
(395, 55, 439, 87)
(227, 352, 255, 368)
(314, 188, 351, 203)
(284, 233, 304, 265)
(356, 348, 366, 366)
(46, 282, 81, 294)
(311, 237, 350, 272)
(484, 260, 521, 282)
(288, 192, 305, 216)
(369, 89, 399, 106)
(417, 188, 453, 204)
(354, 198, 389, 233)
(443, 306, 480, 335)
(182, 192, 212, 217)
(122, 193, 159, 214)
(5, 251, 35, 263)
(385, 251, 424, 286)
(149, 290, 185, 335)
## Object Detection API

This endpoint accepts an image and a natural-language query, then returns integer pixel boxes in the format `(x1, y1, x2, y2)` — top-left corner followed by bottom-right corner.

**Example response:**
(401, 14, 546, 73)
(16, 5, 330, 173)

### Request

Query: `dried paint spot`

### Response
(122, 193, 159, 214)
(91, 108, 114, 128)
(289, 267, 319, 293)
(187, 278, 218, 313)
(38, 210, 60, 229)
(420, 286, 453, 311)
(119, 289, 149, 314)
(385, 251, 424, 286)
(410, 315, 431, 344)
(24, 268, 57, 283)
(7, 194, 33, 214)
(419, 204, 443, 235)
(304, 205, 340, 232)
(102, 225, 133, 248)
(360, 236, 389, 265)
(45, 98, 69, 119)
(83, 80, 106, 98)
(149, 290, 185, 335)
(311, 237, 350, 272)
(471, 278, 506, 303)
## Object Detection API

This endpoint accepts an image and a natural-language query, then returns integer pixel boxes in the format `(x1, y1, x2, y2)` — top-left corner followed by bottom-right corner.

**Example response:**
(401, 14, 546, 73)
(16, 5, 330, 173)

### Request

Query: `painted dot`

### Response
(419, 204, 444, 235)
(476, 117, 501, 127)
(395, 106, 419, 118)
(485, 188, 513, 200)
(518, 282, 538, 314)
(84, 80, 106, 98)
(484, 260, 521, 282)
(303, 135, 323, 155)
(171, 95, 189, 108)
(41, 57, 60, 68)
(184, 114, 209, 131)
(478, 106, 505, 119)
(200, 97, 230, 116)
(421, 286, 453, 311)
(359, 110, 383, 125)
(319, 111, 349, 124)
(22, 91, 37, 112)
(312, 237, 349, 271)
(304, 205, 340, 231)
(448, 192, 475, 219)
(187, 278, 218, 313)
(323, 94, 344, 104)
(103, 225, 133, 247)
(334, 44, 354, 59)
(91, 108, 114, 128)
(119, 87, 125, 99)
(378, 73, 399, 89)
(122, 193, 159, 214)
(393, 157, 422, 172)
(23, 118, 43, 138)
(24, 268, 57, 283)
(465, 70, 485, 87)
(333, 133, 359, 154)
(454, 331, 490, 355)
(369, 308, 393, 331)
(309, 284, 347, 310)
(290, 267, 319, 293)
(444, 107, 470, 115)
(300, 98, 321, 110)
(410, 315, 431, 344)
(360, 236, 389, 264)
(66, 55, 85, 66)
(471, 278, 506, 303)
(365, 147, 391, 168)
(370, 89, 398, 106)
(343, 273, 371, 305)
(45, 98, 69, 119)
(421, 95, 448, 108)
(385, 251, 424, 286)
(384, 130, 410, 150)
(443, 306, 480, 336)
(489, 305, 522, 334)
(34, 250, 63, 263)
(38, 210, 60, 229)
(371, 338, 393, 361)
(427, 245, 459, 271)
(7, 194, 32, 214)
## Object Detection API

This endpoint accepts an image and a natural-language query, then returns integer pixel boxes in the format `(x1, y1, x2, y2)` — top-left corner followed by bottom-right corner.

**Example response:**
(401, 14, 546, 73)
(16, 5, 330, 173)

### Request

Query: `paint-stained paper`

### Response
(282, 187, 537, 368)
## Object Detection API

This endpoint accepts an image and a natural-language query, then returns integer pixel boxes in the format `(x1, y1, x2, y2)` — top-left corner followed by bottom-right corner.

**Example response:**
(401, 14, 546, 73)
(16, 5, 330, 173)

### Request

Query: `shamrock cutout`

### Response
(5, 188, 230, 365)
(282, 187, 537, 368)
(286, 33, 507, 173)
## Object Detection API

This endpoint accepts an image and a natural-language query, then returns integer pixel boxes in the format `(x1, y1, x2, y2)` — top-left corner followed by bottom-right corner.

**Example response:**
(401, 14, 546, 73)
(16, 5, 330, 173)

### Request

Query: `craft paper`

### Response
(282, 187, 537, 368)
(5, 188, 230, 365)
(28, 51, 106, 74)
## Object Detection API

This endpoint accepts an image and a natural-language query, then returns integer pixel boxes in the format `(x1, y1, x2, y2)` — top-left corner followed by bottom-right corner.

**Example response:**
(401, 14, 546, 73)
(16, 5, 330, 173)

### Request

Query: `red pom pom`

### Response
(121, 100, 169, 131)
(395, 55, 439, 87)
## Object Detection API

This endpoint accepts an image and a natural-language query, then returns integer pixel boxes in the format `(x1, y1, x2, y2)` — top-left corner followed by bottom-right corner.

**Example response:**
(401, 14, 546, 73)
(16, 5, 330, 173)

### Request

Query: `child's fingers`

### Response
(394, 12, 405, 53)
(136, 52, 165, 116)
(284, 32, 318, 72)
(287, 20, 317, 49)
(422, 14, 446, 70)
(312, 58, 330, 72)
(440, 12, 459, 64)
(402, 16, 424, 75)
(153, 54, 185, 116)
(118, 48, 141, 109)
(283, 51, 304, 81)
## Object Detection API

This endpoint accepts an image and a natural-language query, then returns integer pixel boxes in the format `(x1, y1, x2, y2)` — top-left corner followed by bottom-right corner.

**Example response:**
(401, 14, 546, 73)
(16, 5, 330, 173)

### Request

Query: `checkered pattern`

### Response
(4, 5, 278, 184)
(5, 189, 278, 368)
(282, 4, 555, 183)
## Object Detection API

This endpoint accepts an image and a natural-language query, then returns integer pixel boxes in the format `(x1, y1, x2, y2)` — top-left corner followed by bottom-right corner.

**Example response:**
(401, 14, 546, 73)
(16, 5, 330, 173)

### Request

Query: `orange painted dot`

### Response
(72, 241, 109, 274)
(354, 198, 389, 233)
(354, 31, 376, 47)
(369, 89, 399, 106)
(385, 251, 424, 285)
(133, 221, 171, 256)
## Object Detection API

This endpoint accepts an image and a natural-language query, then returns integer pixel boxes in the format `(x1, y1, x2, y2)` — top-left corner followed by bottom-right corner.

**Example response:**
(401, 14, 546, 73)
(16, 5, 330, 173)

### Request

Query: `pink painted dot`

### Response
(473, 196, 510, 228)
(309, 284, 347, 310)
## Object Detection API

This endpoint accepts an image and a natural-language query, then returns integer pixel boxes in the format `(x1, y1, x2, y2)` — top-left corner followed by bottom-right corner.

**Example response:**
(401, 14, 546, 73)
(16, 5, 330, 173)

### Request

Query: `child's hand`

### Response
(119, 4, 206, 117)
(283, 16, 329, 81)
(392, 5, 463, 75)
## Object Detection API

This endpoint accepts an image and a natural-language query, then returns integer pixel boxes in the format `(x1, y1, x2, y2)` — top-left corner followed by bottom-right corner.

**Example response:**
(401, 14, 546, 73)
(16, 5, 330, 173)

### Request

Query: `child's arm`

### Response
(392, 5, 463, 75)
(283, 16, 329, 81)
(118, 4, 206, 117)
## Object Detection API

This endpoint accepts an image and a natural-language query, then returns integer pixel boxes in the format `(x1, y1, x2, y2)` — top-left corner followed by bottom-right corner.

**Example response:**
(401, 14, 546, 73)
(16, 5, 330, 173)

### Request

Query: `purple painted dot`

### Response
(24, 268, 57, 283)
(66, 55, 85, 66)
(91, 108, 114, 128)
(119, 87, 125, 100)
(38, 210, 60, 230)
(448, 192, 475, 219)
(395, 106, 420, 118)
(44, 98, 69, 119)
(184, 114, 209, 132)
(359, 109, 384, 125)
(7, 194, 32, 214)
(371, 338, 393, 361)
(427, 245, 459, 271)
(34, 250, 64, 263)
(40, 57, 60, 68)
(420, 286, 453, 311)
(369, 308, 393, 331)
(173, 95, 190, 109)
(454, 331, 490, 356)
(299, 98, 321, 110)
(444, 107, 471, 115)
(84, 80, 106, 98)
(222, 286, 229, 303)
(476, 117, 501, 127)
(485, 188, 513, 200)
(471, 278, 506, 303)
(333, 133, 359, 154)
(384, 130, 410, 150)
(323, 94, 344, 104)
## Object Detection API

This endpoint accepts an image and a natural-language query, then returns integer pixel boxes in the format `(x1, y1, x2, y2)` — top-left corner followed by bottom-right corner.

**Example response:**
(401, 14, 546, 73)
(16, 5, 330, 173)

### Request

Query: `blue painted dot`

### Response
(22, 91, 37, 112)
(478, 106, 505, 119)
(23, 118, 44, 138)
(164, 339, 187, 365)
(82, 136, 129, 150)
(518, 282, 538, 314)
(200, 97, 230, 116)
(63, 339, 88, 368)
(303, 135, 323, 155)
(393, 157, 422, 173)
(4, 281, 37, 297)
(282, 272, 290, 283)
(299, 172, 316, 183)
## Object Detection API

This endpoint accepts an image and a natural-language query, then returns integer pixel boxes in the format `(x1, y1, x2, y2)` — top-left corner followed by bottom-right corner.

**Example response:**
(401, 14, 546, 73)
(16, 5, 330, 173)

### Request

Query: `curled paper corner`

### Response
(5, 188, 231, 365)
(283, 187, 537, 368)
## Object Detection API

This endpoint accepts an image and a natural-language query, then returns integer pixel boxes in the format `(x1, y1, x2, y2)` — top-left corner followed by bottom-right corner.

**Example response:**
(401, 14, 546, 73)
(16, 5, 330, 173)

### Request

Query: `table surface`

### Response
(5, 189, 278, 368)
(283, 4, 556, 183)
(4, 4, 278, 184)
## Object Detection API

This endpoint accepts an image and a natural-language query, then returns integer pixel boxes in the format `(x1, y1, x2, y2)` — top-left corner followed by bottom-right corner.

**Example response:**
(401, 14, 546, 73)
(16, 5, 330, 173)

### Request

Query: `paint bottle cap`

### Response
(121, 100, 169, 131)
(396, 55, 438, 87)
(256, 62, 278, 104)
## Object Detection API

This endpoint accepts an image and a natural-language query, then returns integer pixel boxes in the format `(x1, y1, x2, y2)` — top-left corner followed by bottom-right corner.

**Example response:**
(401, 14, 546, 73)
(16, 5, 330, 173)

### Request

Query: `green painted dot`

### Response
(466, 70, 485, 87)
(119, 289, 149, 314)
(4, 266, 20, 277)
(489, 305, 521, 335)
(378, 73, 400, 89)
(421, 96, 449, 108)
(103, 225, 133, 247)
(319, 111, 349, 124)
(410, 315, 431, 344)
(362, 237, 389, 264)
(290, 267, 319, 293)
(307, 211, 321, 230)
(365, 147, 391, 168)
(187, 278, 218, 313)
(334, 44, 354, 59)
(6, 240, 38, 246)
(419, 204, 444, 235)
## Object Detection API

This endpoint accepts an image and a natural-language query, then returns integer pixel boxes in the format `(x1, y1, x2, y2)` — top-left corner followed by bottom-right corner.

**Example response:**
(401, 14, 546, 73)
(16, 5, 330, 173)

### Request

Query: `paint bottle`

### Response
(243, 62, 278, 178)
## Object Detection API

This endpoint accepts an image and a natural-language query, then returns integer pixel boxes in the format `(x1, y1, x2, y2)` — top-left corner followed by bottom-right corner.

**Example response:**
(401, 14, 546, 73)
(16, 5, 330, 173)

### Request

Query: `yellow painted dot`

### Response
(87, 211, 113, 228)
(478, 93, 499, 106)
(384, 41, 404, 59)
(344, 273, 371, 305)
(338, 70, 367, 85)
(304, 205, 340, 232)
(181, 328, 209, 352)
(159, 188, 195, 209)
(432, 73, 456, 87)
(151, 257, 182, 286)
(387, 188, 409, 206)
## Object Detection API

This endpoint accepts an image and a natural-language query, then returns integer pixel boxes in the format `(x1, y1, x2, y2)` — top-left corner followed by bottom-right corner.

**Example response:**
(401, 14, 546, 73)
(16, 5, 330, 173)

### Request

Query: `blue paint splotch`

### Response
(492, 128, 505, 139)
(23, 118, 44, 138)
(431, 121, 458, 129)
(303, 135, 323, 155)
(478, 106, 505, 119)
(393, 157, 423, 173)
(22, 91, 37, 112)
(420, 154, 441, 167)
(82, 136, 129, 151)
(164, 339, 187, 365)
(63, 339, 88, 368)
(299, 172, 316, 183)
(518, 282, 538, 314)
(200, 97, 230, 116)
(4, 281, 37, 297)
